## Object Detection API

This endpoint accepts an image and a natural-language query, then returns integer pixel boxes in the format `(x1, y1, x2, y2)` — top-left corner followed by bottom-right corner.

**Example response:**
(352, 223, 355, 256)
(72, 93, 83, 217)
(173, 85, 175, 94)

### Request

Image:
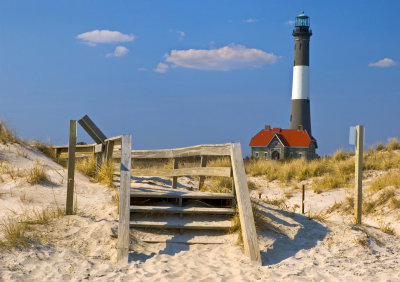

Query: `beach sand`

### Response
(1, 143, 399, 281)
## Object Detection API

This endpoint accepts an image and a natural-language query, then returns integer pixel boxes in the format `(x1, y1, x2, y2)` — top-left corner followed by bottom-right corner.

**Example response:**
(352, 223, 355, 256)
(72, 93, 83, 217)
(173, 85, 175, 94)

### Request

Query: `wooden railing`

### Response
(53, 140, 260, 266)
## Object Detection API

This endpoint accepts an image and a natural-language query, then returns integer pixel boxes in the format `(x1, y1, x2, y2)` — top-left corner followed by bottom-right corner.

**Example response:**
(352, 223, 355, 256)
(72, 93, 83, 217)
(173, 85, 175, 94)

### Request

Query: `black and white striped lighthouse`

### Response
(289, 11, 312, 136)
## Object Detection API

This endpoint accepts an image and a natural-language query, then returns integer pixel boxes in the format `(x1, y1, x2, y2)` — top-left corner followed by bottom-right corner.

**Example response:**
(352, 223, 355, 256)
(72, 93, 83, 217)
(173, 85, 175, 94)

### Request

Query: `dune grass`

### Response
(95, 159, 115, 188)
(368, 170, 400, 192)
(75, 156, 97, 178)
(0, 206, 66, 249)
(244, 138, 400, 194)
(26, 162, 49, 185)
(0, 122, 20, 144)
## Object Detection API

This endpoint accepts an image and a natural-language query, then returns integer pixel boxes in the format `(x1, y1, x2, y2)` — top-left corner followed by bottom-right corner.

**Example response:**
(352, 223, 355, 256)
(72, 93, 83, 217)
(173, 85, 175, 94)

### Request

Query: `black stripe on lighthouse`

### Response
(289, 11, 312, 136)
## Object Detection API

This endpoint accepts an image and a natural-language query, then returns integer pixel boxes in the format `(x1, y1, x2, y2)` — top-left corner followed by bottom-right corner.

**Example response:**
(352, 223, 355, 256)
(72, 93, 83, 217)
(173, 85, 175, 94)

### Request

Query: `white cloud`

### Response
(163, 44, 278, 71)
(154, 62, 169, 73)
(106, 46, 129, 57)
(77, 30, 134, 46)
(242, 18, 258, 23)
(368, 58, 397, 68)
(285, 20, 295, 25)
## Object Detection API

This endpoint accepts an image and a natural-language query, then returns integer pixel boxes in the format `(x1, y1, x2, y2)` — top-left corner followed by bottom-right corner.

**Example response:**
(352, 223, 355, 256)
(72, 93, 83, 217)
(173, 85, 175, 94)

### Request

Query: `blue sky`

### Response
(0, 1, 399, 156)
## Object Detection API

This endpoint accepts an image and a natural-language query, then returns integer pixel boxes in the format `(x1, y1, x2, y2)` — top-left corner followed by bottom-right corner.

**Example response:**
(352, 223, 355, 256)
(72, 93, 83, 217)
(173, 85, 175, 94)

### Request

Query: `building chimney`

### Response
(265, 125, 271, 130)
(298, 125, 303, 131)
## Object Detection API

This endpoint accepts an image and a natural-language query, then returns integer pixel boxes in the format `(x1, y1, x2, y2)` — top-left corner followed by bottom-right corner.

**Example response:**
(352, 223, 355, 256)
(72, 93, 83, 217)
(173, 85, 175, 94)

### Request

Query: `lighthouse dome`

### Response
(295, 11, 310, 27)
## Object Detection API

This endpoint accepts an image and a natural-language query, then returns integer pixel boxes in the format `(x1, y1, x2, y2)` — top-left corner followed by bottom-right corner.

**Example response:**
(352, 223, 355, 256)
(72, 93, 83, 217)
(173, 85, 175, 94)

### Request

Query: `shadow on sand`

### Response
(128, 231, 195, 263)
(254, 202, 330, 266)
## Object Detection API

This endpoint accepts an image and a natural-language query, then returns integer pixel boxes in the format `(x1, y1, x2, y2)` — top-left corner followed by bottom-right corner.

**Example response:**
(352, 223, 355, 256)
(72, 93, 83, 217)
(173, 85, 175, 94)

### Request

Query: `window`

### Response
(264, 152, 268, 159)
(255, 152, 259, 158)
(290, 152, 293, 158)
(298, 152, 303, 158)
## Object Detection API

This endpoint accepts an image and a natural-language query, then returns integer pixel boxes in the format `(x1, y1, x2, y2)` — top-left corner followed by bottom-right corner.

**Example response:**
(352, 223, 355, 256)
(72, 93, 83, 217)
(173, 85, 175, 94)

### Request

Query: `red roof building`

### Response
(249, 125, 317, 160)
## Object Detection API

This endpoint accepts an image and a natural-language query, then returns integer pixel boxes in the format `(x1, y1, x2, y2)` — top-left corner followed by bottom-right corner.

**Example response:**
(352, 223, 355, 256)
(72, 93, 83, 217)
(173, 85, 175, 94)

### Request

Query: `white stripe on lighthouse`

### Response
(291, 65, 310, 100)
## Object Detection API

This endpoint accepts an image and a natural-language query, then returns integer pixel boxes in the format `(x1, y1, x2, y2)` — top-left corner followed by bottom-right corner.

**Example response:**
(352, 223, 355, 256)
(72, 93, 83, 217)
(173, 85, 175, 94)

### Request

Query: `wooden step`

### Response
(131, 188, 234, 200)
(131, 205, 235, 214)
(130, 219, 233, 230)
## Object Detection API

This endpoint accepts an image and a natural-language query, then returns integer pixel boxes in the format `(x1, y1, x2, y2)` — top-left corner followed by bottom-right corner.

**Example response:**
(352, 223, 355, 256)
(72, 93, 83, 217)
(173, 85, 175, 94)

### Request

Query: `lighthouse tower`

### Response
(289, 11, 312, 136)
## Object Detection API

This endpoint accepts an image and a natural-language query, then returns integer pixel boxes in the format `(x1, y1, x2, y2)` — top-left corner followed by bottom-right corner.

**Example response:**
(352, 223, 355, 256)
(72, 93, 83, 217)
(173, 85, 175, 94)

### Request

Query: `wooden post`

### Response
(104, 140, 115, 162)
(354, 125, 364, 225)
(301, 185, 305, 214)
(198, 155, 207, 190)
(117, 135, 132, 264)
(66, 120, 77, 215)
(230, 143, 261, 265)
(172, 158, 178, 188)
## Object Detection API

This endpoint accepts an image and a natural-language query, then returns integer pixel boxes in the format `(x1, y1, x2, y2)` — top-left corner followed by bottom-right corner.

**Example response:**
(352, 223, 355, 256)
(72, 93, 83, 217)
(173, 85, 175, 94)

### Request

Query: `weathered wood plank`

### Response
(354, 125, 364, 225)
(230, 143, 261, 265)
(53, 144, 96, 150)
(104, 140, 115, 162)
(172, 158, 178, 188)
(78, 115, 107, 144)
(66, 120, 76, 215)
(59, 152, 94, 158)
(130, 167, 231, 178)
(130, 144, 231, 159)
(130, 220, 233, 230)
(131, 205, 235, 214)
(117, 135, 132, 265)
(130, 189, 234, 200)
(198, 155, 207, 190)
(104, 135, 123, 142)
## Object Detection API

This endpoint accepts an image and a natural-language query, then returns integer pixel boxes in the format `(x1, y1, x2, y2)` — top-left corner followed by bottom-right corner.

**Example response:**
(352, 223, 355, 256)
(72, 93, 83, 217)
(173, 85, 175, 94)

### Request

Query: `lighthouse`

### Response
(289, 11, 312, 136)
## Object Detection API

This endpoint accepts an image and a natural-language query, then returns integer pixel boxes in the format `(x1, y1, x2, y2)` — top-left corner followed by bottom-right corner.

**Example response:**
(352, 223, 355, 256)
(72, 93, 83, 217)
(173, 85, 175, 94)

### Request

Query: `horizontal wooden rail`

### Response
(128, 167, 232, 178)
(130, 144, 231, 159)
(105, 135, 123, 142)
(53, 144, 96, 150)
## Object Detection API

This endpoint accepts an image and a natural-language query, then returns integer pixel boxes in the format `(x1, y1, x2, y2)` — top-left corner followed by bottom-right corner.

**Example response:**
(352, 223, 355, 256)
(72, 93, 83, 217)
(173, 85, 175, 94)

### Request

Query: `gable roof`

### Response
(249, 127, 317, 148)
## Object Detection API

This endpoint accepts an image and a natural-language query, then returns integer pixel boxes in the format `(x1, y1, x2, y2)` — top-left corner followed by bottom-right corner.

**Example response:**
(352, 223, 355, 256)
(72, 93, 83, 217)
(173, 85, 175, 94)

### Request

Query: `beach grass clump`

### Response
(245, 158, 328, 184)
(363, 188, 399, 215)
(326, 196, 354, 215)
(75, 156, 97, 178)
(26, 162, 49, 185)
(379, 221, 395, 235)
(0, 122, 19, 144)
(95, 160, 115, 188)
(0, 206, 66, 249)
(201, 177, 232, 193)
(206, 157, 231, 167)
(0, 217, 29, 248)
(368, 170, 400, 192)
(332, 149, 352, 161)
(387, 138, 400, 151)
(247, 180, 257, 190)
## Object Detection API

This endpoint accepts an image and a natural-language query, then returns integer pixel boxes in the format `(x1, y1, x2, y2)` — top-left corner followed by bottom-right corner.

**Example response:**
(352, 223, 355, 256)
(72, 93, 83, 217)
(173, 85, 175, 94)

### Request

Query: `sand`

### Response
(1, 143, 400, 281)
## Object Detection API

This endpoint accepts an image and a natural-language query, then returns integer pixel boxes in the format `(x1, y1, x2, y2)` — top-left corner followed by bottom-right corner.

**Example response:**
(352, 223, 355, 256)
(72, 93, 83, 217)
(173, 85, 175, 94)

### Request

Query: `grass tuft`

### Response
(0, 217, 28, 248)
(26, 162, 49, 185)
(75, 156, 97, 178)
(368, 170, 400, 192)
(0, 122, 20, 144)
(378, 221, 395, 235)
(95, 160, 115, 187)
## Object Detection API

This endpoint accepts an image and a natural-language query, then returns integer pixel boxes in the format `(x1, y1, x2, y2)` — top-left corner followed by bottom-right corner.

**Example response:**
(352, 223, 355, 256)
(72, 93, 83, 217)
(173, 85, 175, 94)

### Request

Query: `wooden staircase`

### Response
(130, 187, 236, 231)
